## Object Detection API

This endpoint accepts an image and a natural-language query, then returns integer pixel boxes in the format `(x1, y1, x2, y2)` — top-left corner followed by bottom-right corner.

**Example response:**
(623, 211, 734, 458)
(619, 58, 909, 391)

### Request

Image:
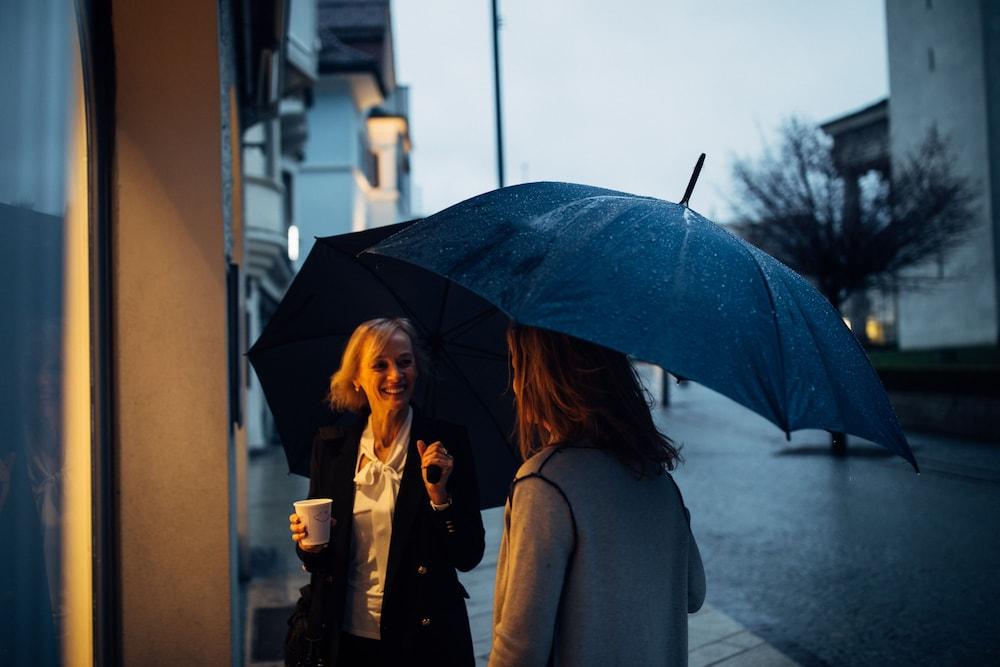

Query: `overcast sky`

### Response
(392, 0, 888, 222)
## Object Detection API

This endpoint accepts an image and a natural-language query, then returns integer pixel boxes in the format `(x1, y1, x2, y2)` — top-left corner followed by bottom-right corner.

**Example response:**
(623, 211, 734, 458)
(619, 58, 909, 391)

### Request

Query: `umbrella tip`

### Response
(679, 153, 707, 208)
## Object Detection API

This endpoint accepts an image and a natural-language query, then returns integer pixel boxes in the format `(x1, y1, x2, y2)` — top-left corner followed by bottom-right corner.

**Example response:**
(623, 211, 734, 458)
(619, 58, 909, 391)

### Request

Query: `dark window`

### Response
(281, 169, 294, 228)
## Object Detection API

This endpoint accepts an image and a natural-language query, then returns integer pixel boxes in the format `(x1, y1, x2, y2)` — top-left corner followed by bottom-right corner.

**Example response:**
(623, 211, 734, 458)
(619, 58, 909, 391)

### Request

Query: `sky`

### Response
(392, 0, 889, 222)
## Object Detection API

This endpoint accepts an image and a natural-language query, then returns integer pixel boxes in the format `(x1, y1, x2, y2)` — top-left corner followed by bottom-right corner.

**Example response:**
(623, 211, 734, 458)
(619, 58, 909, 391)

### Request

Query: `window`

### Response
(0, 1, 95, 664)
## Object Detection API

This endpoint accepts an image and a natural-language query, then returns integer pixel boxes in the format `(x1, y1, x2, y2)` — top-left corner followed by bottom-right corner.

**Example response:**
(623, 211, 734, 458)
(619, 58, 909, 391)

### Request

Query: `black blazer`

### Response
(297, 408, 486, 666)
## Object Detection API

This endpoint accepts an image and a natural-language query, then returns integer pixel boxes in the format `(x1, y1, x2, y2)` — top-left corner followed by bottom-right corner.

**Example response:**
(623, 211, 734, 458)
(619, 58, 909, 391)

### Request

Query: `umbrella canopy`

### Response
(368, 181, 918, 470)
(248, 221, 519, 508)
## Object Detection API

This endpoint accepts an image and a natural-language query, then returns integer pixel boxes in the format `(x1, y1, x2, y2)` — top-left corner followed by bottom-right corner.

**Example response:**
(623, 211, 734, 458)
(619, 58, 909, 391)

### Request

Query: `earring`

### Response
(353, 385, 360, 392)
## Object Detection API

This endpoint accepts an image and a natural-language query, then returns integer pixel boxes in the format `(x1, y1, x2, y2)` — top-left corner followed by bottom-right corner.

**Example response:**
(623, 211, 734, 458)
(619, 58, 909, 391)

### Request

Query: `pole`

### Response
(491, 0, 505, 187)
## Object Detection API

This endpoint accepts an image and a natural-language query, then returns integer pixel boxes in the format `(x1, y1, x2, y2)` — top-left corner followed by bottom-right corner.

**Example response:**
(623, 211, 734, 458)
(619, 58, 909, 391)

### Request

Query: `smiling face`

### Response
(355, 329, 417, 416)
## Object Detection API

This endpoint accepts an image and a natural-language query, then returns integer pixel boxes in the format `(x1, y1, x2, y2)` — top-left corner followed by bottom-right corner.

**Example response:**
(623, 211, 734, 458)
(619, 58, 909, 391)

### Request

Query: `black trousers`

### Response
(337, 631, 382, 667)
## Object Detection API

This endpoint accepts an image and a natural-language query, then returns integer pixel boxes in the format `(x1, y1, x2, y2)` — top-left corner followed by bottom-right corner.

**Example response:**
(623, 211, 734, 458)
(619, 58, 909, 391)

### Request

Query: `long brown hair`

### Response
(507, 325, 680, 476)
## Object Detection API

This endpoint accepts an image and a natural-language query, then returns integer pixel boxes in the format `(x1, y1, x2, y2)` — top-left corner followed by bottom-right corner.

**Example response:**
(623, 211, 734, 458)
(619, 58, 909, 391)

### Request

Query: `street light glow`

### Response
(288, 224, 299, 262)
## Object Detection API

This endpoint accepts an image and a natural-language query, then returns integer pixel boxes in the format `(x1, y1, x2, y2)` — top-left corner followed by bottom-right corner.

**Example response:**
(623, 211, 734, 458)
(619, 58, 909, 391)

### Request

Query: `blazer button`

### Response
(420, 617, 432, 627)
(417, 565, 428, 575)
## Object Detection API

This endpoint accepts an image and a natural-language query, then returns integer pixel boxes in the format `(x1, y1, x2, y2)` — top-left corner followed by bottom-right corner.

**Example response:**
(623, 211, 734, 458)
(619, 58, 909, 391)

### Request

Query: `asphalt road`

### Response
(664, 382, 1000, 666)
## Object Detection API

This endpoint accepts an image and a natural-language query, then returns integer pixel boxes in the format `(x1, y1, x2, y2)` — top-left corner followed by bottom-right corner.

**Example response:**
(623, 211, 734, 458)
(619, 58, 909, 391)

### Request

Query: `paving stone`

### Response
(714, 642, 801, 666)
(688, 639, 749, 667)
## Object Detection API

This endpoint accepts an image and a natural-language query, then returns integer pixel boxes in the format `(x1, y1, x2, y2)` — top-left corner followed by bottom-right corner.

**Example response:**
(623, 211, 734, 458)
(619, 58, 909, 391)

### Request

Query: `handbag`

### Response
(284, 574, 330, 667)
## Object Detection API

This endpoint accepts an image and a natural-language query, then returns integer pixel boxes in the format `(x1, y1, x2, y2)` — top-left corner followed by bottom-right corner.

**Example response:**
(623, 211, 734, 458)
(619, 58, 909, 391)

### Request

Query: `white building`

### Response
(886, 0, 999, 350)
(244, 0, 412, 449)
(296, 0, 412, 271)
(244, 0, 320, 451)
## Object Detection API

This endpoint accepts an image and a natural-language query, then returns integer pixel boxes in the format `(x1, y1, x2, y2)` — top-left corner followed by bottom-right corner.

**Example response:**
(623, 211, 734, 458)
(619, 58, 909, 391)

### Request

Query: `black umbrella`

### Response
(367, 181, 918, 470)
(247, 221, 518, 508)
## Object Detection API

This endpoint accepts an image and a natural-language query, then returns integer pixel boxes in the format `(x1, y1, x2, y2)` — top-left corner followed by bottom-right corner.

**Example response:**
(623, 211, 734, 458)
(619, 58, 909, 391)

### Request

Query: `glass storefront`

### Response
(0, 0, 93, 664)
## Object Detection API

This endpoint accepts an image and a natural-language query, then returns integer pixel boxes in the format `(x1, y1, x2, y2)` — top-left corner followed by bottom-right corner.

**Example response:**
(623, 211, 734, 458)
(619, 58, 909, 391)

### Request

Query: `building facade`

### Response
(244, 0, 320, 452)
(243, 0, 412, 453)
(0, 0, 318, 664)
(820, 2, 1000, 352)
(886, 0, 1000, 350)
(296, 0, 412, 273)
(819, 99, 897, 346)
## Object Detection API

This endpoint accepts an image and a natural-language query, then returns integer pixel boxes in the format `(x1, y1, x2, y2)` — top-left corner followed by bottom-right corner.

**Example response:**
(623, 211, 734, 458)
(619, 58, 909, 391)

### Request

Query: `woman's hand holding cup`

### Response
(290, 498, 335, 552)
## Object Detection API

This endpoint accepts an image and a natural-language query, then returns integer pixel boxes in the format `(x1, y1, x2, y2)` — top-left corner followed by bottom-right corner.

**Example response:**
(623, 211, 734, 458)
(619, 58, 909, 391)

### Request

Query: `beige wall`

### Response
(113, 2, 233, 664)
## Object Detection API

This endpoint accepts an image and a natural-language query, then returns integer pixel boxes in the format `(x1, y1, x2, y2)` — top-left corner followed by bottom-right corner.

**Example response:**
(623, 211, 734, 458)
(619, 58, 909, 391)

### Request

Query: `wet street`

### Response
(665, 382, 1000, 666)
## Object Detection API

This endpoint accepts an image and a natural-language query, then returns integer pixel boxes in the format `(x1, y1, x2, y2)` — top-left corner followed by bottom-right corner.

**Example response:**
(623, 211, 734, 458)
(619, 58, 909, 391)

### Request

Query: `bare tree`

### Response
(732, 119, 977, 312)
(731, 118, 977, 455)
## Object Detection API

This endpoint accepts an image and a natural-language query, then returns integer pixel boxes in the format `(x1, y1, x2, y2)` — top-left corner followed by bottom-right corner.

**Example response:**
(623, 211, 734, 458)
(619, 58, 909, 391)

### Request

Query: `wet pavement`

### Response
(243, 379, 1000, 666)
(665, 381, 1000, 666)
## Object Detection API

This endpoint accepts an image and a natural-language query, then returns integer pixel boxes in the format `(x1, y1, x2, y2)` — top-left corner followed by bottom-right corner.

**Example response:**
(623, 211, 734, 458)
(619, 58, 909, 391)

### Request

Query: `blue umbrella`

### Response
(368, 181, 918, 470)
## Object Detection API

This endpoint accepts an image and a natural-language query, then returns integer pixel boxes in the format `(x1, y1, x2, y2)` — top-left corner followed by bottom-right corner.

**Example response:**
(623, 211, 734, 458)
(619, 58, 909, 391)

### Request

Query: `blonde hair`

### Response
(328, 318, 422, 412)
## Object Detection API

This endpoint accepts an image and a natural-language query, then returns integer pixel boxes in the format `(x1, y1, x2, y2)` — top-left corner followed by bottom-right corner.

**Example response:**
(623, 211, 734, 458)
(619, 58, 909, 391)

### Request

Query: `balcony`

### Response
(245, 174, 293, 294)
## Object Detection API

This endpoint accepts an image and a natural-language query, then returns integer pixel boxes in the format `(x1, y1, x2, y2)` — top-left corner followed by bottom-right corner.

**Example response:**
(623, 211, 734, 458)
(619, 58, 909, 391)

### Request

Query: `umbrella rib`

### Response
(434, 280, 451, 335)
(441, 341, 508, 362)
(348, 251, 438, 335)
(432, 344, 519, 461)
(735, 241, 791, 432)
(784, 280, 849, 434)
(782, 274, 914, 467)
(345, 247, 518, 461)
(346, 250, 502, 359)
(441, 305, 505, 340)
(249, 331, 355, 356)
(339, 246, 505, 363)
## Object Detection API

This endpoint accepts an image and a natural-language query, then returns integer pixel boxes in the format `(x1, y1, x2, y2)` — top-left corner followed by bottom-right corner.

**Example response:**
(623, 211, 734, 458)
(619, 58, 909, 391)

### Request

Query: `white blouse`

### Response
(342, 408, 412, 639)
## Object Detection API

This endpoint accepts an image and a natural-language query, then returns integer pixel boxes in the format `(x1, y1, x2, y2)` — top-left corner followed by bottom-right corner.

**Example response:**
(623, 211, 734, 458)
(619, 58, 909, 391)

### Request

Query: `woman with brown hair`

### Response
(489, 325, 706, 666)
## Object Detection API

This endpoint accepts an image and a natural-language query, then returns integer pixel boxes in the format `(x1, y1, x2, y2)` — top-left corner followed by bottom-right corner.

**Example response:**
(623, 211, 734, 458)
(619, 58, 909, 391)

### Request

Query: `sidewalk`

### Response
(245, 446, 800, 666)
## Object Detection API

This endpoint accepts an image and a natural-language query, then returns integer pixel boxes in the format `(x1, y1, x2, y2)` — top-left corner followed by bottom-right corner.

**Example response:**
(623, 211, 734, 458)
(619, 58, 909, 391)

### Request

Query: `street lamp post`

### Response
(491, 0, 505, 188)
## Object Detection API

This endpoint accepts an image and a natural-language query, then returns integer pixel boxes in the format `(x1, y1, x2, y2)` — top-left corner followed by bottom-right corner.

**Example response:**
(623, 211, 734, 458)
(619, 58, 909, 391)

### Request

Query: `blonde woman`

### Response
(289, 318, 484, 666)
(490, 325, 705, 666)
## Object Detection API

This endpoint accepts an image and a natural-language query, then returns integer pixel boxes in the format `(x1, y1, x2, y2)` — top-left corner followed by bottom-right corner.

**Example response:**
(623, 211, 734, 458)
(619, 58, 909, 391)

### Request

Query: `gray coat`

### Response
(490, 444, 706, 666)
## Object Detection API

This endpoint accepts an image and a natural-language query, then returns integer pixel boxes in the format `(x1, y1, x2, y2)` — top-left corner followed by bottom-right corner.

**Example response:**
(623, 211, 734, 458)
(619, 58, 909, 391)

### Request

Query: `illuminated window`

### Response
(0, 2, 94, 664)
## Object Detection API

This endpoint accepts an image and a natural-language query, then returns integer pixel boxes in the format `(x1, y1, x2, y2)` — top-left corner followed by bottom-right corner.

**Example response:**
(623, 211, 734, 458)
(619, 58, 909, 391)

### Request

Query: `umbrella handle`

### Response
(680, 153, 706, 208)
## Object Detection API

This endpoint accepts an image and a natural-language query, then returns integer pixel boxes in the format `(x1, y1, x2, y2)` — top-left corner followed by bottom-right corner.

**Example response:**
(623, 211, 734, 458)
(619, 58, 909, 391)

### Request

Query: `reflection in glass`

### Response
(0, 0, 90, 664)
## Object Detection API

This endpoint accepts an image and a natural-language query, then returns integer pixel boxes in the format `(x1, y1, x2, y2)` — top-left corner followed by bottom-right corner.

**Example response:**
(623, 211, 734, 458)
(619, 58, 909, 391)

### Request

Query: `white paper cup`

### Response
(293, 498, 333, 546)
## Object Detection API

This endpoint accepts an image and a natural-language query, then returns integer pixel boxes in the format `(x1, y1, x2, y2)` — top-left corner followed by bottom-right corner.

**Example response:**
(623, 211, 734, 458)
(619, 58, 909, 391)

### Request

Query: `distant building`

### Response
(244, 0, 413, 449)
(885, 0, 999, 350)
(820, 1, 999, 351)
(244, 0, 321, 451)
(819, 99, 896, 346)
(296, 0, 412, 273)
